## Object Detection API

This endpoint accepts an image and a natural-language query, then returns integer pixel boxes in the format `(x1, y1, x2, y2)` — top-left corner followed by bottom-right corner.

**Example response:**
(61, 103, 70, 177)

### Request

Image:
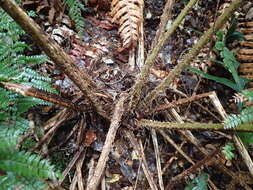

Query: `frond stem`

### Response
(128, 0, 198, 110)
(142, 0, 243, 106)
(138, 119, 253, 132)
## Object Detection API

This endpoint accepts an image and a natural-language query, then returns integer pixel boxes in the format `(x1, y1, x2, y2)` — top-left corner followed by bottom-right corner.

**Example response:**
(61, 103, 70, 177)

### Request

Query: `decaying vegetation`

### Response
(0, 0, 253, 189)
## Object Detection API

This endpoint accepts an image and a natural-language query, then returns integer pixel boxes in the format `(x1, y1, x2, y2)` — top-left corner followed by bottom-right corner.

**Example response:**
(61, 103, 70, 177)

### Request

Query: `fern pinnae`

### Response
(0, 151, 60, 179)
(224, 107, 253, 129)
(0, 8, 61, 189)
(111, 0, 144, 49)
(16, 55, 48, 65)
(0, 173, 47, 190)
(64, 0, 86, 35)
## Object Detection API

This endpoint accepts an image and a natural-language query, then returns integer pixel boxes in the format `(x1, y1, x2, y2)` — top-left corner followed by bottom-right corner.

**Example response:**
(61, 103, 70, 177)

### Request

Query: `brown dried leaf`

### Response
(111, 0, 143, 50)
(83, 129, 97, 147)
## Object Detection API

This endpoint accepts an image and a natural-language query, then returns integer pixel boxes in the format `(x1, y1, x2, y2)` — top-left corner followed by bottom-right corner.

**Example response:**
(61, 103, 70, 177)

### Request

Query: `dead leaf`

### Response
(83, 129, 97, 147)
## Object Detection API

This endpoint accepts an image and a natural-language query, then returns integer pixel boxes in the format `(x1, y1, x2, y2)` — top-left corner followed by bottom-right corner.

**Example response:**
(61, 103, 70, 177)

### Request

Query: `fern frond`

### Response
(0, 118, 29, 149)
(111, 0, 143, 49)
(0, 173, 47, 190)
(0, 7, 61, 190)
(64, 0, 86, 35)
(0, 88, 51, 117)
(224, 107, 253, 129)
(242, 89, 253, 102)
(0, 88, 16, 108)
(20, 68, 50, 82)
(19, 68, 57, 93)
(0, 151, 60, 179)
(13, 117, 30, 130)
(16, 55, 48, 65)
(0, 64, 20, 82)
(0, 127, 20, 151)
(16, 96, 52, 114)
(0, 10, 25, 41)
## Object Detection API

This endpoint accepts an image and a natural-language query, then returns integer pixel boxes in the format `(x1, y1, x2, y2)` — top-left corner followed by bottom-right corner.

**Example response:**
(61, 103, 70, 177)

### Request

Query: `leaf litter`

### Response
(16, 0, 253, 189)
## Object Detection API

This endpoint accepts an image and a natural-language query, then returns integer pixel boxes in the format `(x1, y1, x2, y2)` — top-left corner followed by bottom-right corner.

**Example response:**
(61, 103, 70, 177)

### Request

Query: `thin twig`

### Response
(168, 88, 222, 121)
(129, 48, 136, 71)
(137, 0, 144, 70)
(69, 171, 78, 190)
(169, 108, 248, 189)
(87, 157, 95, 189)
(168, 108, 219, 190)
(86, 93, 128, 190)
(159, 130, 194, 164)
(151, 0, 174, 49)
(151, 129, 164, 190)
(43, 109, 73, 131)
(76, 151, 86, 190)
(30, 109, 74, 152)
(124, 130, 159, 190)
(165, 149, 220, 190)
(155, 92, 213, 112)
(59, 147, 84, 185)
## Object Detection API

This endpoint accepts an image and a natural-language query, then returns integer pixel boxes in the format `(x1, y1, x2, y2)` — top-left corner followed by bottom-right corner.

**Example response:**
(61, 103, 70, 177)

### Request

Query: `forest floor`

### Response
(17, 0, 253, 189)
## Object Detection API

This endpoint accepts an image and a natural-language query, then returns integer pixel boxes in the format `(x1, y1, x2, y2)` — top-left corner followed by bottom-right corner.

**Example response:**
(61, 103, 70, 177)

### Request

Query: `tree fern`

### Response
(64, 0, 87, 36)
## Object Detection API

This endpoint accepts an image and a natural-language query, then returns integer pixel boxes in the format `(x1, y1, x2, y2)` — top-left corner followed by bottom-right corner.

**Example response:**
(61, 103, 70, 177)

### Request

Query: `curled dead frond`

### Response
(111, 0, 143, 50)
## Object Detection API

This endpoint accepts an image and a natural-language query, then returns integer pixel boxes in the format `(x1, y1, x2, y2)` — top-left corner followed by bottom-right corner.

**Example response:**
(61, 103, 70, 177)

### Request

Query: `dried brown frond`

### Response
(111, 0, 143, 50)
(238, 11, 253, 88)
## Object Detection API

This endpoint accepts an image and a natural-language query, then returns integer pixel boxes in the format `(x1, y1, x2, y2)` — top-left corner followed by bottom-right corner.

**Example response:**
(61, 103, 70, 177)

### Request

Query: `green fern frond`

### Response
(0, 63, 20, 82)
(222, 143, 235, 160)
(224, 107, 253, 129)
(64, 0, 86, 35)
(0, 121, 61, 188)
(20, 68, 57, 93)
(0, 5, 62, 190)
(0, 127, 20, 151)
(0, 88, 51, 117)
(185, 172, 209, 190)
(16, 55, 48, 65)
(12, 41, 31, 51)
(0, 151, 60, 179)
(13, 117, 30, 130)
(242, 89, 253, 102)
(0, 118, 29, 145)
(16, 96, 52, 114)
(0, 11, 25, 41)
(0, 88, 16, 108)
(0, 173, 47, 190)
